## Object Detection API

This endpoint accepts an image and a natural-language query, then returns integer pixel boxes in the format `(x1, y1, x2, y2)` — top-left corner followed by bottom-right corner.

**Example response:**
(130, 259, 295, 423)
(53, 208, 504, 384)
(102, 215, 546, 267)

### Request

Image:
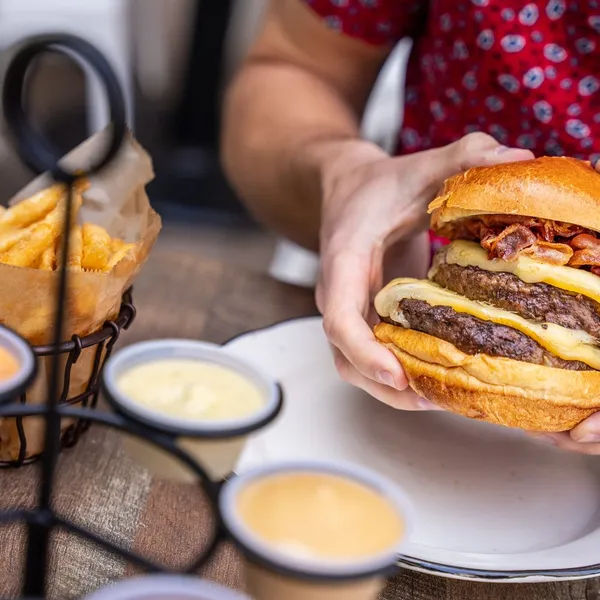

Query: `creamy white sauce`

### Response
(117, 359, 265, 420)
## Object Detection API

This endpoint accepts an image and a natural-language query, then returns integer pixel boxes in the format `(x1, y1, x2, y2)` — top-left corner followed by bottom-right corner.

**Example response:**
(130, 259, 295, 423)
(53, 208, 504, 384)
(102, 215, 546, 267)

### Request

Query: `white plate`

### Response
(225, 317, 600, 583)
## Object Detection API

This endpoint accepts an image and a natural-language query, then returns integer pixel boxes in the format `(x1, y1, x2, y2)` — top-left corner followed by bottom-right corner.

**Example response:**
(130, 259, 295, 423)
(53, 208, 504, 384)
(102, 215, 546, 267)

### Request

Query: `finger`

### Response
(332, 347, 442, 410)
(569, 411, 600, 443)
(526, 431, 600, 455)
(424, 132, 535, 187)
(593, 156, 600, 172)
(321, 250, 408, 390)
(315, 280, 325, 315)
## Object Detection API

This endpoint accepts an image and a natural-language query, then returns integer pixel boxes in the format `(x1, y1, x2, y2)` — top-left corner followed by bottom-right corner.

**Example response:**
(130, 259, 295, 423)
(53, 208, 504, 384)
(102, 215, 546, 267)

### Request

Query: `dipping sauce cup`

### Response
(83, 574, 250, 600)
(220, 461, 414, 600)
(102, 339, 282, 482)
(0, 325, 36, 405)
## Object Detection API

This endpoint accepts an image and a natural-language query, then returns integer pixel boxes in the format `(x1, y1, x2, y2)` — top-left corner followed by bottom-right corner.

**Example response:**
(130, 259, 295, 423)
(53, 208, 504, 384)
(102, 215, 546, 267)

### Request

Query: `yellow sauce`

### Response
(237, 472, 404, 560)
(0, 347, 19, 381)
(117, 359, 265, 420)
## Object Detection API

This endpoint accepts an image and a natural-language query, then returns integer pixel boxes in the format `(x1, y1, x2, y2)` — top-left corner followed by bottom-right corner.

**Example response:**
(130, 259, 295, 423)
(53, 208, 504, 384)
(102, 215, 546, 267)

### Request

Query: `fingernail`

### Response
(572, 432, 600, 443)
(495, 145, 511, 154)
(417, 397, 444, 410)
(376, 370, 396, 388)
(529, 433, 557, 445)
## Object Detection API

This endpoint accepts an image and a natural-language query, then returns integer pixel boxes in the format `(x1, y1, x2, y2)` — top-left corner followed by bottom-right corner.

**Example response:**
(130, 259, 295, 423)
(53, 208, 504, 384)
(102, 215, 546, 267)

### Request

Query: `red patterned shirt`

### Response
(303, 0, 600, 250)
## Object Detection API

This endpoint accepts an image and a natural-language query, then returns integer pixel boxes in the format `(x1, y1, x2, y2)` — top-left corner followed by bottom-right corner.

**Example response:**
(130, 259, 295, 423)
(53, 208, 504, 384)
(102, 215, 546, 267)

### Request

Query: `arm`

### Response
(221, 0, 390, 251)
(222, 0, 533, 411)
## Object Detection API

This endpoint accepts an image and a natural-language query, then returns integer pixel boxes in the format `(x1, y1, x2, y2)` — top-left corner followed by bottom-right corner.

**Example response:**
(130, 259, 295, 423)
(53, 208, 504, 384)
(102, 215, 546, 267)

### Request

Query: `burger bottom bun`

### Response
(374, 323, 600, 432)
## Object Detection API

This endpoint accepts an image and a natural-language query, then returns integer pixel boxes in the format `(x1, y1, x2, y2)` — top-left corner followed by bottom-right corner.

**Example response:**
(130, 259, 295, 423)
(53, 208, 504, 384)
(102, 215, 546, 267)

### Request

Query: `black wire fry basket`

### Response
(0, 34, 247, 599)
(1, 290, 135, 467)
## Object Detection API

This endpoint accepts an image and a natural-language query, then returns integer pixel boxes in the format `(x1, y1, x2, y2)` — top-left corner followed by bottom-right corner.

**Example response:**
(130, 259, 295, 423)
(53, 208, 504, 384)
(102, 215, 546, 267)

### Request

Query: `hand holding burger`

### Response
(374, 155, 600, 454)
(317, 133, 533, 410)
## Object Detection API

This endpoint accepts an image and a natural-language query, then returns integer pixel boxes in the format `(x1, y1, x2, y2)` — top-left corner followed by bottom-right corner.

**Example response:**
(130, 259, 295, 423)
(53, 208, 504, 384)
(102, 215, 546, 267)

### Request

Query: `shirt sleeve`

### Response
(302, 0, 425, 46)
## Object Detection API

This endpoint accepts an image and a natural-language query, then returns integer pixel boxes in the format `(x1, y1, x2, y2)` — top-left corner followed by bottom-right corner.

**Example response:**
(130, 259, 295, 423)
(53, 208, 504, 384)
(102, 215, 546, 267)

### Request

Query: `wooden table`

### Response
(0, 246, 598, 600)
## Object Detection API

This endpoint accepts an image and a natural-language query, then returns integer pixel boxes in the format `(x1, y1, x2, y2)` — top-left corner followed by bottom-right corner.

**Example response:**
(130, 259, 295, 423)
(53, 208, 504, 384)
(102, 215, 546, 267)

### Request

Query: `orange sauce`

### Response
(0, 347, 19, 381)
(237, 472, 405, 560)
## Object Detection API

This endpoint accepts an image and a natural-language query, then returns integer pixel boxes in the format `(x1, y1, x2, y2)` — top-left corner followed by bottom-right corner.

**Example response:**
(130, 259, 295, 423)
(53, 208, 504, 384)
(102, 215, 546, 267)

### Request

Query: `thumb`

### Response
(570, 411, 600, 443)
(427, 132, 535, 185)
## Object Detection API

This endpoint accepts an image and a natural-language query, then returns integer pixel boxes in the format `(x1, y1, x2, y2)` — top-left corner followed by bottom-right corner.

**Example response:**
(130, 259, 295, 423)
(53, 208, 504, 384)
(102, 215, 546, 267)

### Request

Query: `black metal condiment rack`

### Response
(0, 35, 232, 599)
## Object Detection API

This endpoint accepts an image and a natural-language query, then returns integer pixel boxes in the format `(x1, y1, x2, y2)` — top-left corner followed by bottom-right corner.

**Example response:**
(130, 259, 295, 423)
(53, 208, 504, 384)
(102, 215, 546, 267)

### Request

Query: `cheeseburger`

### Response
(374, 157, 600, 431)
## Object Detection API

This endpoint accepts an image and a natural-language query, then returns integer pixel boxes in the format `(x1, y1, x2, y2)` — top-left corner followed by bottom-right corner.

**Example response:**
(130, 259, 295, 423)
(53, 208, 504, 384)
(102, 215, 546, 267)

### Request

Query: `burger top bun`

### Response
(429, 156, 600, 238)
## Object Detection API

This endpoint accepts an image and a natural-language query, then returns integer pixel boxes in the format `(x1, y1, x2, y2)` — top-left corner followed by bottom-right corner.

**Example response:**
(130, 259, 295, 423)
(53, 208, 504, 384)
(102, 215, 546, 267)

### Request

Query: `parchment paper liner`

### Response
(0, 128, 161, 460)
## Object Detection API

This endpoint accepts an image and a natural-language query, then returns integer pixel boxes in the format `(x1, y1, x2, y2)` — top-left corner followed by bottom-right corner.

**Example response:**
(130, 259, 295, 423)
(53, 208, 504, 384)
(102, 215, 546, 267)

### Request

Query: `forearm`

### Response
(221, 61, 363, 251)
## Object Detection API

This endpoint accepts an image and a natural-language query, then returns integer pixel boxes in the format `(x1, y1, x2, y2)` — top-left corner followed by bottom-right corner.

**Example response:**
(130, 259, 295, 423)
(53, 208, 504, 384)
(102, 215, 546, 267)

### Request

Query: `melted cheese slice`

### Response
(374, 278, 600, 369)
(432, 240, 600, 304)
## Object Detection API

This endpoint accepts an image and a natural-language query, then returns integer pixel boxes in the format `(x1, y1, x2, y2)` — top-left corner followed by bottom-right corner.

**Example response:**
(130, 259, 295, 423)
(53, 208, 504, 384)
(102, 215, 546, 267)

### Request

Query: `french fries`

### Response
(38, 244, 56, 271)
(0, 198, 68, 267)
(0, 180, 87, 231)
(0, 225, 37, 254)
(0, 184, 64, 233)
(82, 223, 111, 271)
(0, 181, 135, 272)
(66, 225, 83, 269)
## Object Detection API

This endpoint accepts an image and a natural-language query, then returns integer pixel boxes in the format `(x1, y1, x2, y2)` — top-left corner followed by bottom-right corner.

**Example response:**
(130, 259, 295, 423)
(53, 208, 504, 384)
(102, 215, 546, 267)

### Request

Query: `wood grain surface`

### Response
(0, 245, 597, 599)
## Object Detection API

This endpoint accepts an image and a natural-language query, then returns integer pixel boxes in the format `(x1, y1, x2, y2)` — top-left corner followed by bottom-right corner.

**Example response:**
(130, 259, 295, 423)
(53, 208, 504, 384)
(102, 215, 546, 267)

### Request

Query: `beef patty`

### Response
(394, 299, 593, 371)
(432, 262, 600, 339)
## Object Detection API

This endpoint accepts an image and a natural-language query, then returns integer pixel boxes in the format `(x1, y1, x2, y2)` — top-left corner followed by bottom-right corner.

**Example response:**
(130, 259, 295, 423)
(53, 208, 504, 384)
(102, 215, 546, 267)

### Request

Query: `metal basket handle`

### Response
(2, 33, 127, 180)
(1, 34, 127, 598)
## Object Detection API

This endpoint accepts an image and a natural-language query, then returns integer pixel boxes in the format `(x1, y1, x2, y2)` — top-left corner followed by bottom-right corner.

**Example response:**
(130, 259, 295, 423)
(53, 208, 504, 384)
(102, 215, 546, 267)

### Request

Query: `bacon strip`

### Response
(570, 233, 600, 250)
(548, 221, 585, 238)
(521, 241, 573, 266)
(455, 215, 599, 270)
(570, 248, 600, 268)
(566, 234, 600, 268)
(481, 224, 536, 261)
(478, 215, 584, 240)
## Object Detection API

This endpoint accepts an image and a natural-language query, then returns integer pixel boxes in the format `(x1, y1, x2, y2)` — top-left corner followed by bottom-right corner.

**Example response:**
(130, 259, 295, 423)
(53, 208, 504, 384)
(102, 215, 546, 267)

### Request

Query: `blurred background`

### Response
(0, 0, 410, 283)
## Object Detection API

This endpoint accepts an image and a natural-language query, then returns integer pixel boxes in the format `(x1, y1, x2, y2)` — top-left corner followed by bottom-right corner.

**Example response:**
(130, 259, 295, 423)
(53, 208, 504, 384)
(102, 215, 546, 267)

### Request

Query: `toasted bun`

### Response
(374, 323, 600, 431)
(429, 157, 600, 237)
